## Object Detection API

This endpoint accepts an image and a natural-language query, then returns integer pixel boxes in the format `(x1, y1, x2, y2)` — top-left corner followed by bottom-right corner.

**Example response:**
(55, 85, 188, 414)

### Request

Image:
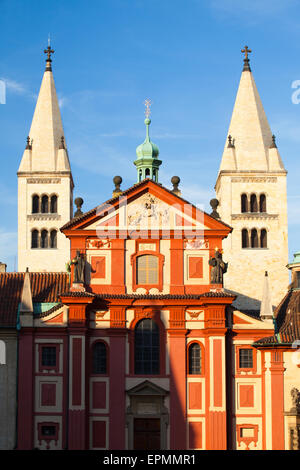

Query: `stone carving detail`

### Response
(232, 213, 278, 220)
(27, 214, 61, 221)
(86, 238, 111, 249)
(231, 177, 277, 183)
(27, 178, 61, 184)
(127, 193, 170, 227)
(184, 239, 209, 249)
(186, 309, 204, 319)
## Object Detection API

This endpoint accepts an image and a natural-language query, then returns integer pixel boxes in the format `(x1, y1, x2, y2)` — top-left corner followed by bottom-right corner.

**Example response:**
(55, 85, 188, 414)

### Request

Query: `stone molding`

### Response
(27, 178, 61, 184)
(231, 177, 277, 183)
(27, 214, 61, 221)
(231, 213, 278, 220)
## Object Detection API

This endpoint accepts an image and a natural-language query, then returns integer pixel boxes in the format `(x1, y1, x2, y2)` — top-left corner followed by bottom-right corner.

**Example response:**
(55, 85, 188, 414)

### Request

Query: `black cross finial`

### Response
(25, 135, 32, 150)
(44, 45, 54, 71)
(227, 135, 234, 148)
(270, 134, 277, 149)
(241, 45, 252, 71)
(59, 136, 65, 149)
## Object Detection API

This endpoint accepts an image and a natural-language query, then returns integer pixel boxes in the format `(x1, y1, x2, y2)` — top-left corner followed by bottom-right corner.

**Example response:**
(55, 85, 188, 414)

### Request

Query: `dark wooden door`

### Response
(134, 418, 161, 450)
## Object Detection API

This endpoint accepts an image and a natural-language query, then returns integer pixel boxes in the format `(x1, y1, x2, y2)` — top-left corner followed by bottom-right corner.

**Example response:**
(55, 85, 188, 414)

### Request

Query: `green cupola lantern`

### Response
(134, 99, 162, 183)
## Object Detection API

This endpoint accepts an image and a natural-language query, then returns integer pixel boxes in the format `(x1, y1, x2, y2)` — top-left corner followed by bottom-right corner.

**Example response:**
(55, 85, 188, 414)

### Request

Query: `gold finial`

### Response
(144, 98, 152, 119)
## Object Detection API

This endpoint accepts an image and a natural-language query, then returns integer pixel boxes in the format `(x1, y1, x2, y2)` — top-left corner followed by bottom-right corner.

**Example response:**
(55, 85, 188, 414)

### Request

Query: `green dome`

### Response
(136, 118, 159, 159)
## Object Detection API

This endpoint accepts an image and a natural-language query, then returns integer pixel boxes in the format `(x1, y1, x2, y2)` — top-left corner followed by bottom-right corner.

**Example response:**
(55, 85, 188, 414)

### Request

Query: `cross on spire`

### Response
(44, 44, 54, 71)
(241, 45, 252, 72)
(241, 45, 251, 60)
(144, 98, 152, 119)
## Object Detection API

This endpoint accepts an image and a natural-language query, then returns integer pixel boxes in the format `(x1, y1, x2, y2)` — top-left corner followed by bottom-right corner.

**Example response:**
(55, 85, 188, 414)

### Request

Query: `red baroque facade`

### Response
(16, 179, 276, 450)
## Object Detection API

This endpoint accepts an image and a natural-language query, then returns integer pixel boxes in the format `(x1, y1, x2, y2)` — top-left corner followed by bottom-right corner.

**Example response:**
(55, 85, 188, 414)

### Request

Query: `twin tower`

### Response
(17, 46, 289, 311)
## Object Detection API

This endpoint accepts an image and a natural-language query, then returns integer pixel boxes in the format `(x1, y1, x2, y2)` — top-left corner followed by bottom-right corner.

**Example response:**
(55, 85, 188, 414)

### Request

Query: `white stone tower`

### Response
(215, 47, 289, 311)
(17, 45, 74, 272)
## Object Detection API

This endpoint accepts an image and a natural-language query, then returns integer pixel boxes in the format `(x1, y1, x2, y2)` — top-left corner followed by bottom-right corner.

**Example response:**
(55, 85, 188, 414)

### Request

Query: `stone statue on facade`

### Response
(209, 249, 228, 284)
(291, 388, 300, 412)
(71, 250, 85, 284)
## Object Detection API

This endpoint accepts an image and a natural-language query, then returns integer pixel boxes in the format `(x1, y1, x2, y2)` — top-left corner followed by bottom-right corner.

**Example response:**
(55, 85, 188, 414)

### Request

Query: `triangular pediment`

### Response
(127, 380, 168, 396)
(61, 180, 231, 235)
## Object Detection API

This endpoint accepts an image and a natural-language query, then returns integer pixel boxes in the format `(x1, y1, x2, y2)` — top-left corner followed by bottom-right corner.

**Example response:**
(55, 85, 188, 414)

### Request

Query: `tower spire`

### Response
(18, 43, 70, 173)
(134, 100, 162, 183)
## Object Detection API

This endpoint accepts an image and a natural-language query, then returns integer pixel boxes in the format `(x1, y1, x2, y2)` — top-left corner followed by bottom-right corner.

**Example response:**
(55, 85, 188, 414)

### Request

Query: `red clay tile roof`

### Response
(0, 272, 70, 327)
(253, 288, 300, 346)
(59, 291, 235, 299)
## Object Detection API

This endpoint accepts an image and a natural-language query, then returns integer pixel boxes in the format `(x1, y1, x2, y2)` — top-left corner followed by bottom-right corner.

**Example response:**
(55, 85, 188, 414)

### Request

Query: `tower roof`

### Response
(135, 118, 160, 160)
(134, 101, 162, 183)
(18, 44, 70, 173)
(218, 47, 286, 174)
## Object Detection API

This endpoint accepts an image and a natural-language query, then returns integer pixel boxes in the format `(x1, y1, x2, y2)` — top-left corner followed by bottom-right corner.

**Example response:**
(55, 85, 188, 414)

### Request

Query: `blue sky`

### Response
(1, 0, 300, 271)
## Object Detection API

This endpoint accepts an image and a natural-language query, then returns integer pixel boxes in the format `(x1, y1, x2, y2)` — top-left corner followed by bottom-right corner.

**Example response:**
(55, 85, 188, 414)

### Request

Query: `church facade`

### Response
(0, 45, 299, 450)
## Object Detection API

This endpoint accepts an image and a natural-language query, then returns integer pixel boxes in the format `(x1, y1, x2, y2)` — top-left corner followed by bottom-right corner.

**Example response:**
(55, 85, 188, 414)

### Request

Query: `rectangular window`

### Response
(42, 346, 57, 367)
(136, 255, 158, 285)
(239, 348, 253, 369)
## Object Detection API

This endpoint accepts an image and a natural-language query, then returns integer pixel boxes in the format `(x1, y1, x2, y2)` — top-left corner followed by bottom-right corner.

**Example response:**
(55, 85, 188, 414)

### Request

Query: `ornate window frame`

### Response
(131, 240, 164, 293)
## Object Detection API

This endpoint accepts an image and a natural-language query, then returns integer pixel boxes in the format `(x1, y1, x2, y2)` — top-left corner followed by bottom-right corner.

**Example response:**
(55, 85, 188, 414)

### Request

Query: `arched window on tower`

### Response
(50, 230, 57, 249)
(92, 341, 107, 374)
(153, 169, 156, 181)
(32, 195, 39, 214)
(145, 168, 150, 178)
(242, 229, 249, 248)
(50, 195, 57, 213)
(241, 194, 248, 213)
(139, 169, 142, 182)
(251, 229, 258, 248)
(41, 230, 48, 249)
(250, 194, 258, 213)
(31, 229, 39, 249)
(188, 343, 202, 375)
(41, 195, 49, 214)
(260, 229, 267, 248)
(134, 319, 160, 374)
(259, 194, 266, 213)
